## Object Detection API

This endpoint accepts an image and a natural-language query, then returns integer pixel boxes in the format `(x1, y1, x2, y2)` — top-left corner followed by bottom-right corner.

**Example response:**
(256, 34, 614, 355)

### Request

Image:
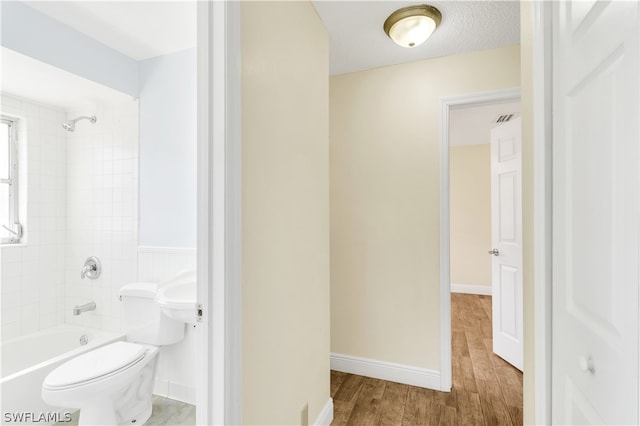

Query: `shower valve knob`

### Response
(81, 256, 102, 280)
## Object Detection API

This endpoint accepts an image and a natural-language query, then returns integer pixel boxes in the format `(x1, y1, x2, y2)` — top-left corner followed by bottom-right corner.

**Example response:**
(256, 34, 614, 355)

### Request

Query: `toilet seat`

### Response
(43, 341, 146, 390)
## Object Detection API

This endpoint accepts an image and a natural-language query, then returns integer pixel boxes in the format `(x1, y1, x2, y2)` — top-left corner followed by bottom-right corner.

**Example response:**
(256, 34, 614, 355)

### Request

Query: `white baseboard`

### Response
(450, 283, 492, 296)
(313, 398, 333, 426)
(153, 378, 196, 405)
(330, 353, 441, 390)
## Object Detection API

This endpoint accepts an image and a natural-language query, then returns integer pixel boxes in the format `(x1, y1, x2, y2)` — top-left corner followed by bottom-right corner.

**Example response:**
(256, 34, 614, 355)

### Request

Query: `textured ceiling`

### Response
(312, 1, 520, 75)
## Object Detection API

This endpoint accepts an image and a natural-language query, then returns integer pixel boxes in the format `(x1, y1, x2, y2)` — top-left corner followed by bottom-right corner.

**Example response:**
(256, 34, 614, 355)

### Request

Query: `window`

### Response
(1, 115, 22, 244)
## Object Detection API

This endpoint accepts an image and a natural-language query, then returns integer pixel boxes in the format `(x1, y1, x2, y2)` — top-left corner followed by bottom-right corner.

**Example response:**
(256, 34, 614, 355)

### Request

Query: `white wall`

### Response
(64, 100, 139, 332)
(138, 49, 197, 249)
(241, 2, 331, 423)
(1, 94, 67, 340)
(137, 49, 198, 404)
(0, 2, 138, 97)
(450, 144, 492, 289)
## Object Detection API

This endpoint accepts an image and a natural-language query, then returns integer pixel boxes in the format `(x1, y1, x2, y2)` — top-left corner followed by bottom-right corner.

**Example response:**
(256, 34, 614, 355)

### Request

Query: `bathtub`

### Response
(1, 324, 124, 425)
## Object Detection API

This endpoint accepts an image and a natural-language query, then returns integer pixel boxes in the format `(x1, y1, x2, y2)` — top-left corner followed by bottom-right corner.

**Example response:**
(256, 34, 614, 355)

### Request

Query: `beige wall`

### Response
(450, 144, 492, 286)
(520, 2, 535, 424)
(241, 2, 330, 424)
(330, 45, 520, 370)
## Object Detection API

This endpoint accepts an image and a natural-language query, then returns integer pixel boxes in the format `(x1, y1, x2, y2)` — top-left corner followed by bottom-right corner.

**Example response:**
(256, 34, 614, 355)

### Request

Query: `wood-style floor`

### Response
(331, 294, 523, 425)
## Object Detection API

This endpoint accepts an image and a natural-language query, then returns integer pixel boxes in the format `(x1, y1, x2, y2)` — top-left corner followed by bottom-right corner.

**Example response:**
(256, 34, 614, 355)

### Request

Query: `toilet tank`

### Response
(119, 282, 185, 345)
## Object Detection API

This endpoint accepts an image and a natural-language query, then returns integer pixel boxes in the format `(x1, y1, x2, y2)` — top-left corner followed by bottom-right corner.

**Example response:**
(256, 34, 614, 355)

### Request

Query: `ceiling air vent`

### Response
(495, 114, 516, 123)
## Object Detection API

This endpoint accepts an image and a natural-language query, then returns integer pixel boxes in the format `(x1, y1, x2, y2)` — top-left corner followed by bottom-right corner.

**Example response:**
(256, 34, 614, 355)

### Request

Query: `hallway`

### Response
(331, 294, 523, 425)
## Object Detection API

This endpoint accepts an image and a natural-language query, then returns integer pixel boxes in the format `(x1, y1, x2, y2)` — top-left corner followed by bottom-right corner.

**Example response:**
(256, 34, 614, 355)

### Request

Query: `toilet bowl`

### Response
(41, 282, 186, 425)
(42, 342, 159, 425)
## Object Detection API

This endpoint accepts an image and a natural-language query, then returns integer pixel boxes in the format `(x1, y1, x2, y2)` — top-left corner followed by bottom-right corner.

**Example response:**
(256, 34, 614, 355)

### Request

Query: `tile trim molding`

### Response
(138, 246, 197, 254)
(313, 398, 334, 426)
(330, 353, 441, 390)
(450, 283, 492, 296)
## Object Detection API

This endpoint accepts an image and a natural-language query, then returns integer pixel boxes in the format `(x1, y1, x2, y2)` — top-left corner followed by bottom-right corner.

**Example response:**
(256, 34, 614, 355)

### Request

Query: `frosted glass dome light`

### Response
(384, 5, 442, 48)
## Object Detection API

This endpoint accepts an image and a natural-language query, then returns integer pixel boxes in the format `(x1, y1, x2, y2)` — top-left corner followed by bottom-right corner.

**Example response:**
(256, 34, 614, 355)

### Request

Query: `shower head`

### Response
(61, 115, 97, 132)
(61, 121, 75, 131)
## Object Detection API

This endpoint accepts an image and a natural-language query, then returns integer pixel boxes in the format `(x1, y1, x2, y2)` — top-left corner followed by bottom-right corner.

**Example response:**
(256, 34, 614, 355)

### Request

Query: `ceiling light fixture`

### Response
(383, 4, 442, 48)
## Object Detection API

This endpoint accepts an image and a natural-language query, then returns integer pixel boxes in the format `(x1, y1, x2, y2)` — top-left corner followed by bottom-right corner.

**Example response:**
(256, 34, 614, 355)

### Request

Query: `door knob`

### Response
(488, 248, 499, 256)
(578, 356, 595, 374)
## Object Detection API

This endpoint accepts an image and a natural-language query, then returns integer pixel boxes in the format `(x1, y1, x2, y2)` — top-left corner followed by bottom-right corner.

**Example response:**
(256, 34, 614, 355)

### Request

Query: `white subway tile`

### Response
(21, 303, 39, 322)
(1, 246, 22, 263)
(2, 322, 21, 340)
(1, 276, 21, 294)
(2, 261, 21, 278)
(21, 318, 39, 335)
(21, 287, 38, 304)
(21, 273, 38, 290)
(38, 298, 56, 315)
(1, 307, 21, 324)
(39, 313, 57, 329)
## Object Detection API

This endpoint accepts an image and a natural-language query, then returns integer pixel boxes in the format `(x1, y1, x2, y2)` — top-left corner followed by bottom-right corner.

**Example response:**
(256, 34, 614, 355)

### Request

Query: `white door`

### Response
(490, 117, 523, 371)
(551, 1, 639, 424)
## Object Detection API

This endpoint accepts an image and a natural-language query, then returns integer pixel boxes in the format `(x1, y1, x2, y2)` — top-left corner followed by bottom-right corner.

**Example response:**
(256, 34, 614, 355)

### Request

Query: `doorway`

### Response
(447, 96, 523, 423)
(438, 87, 520, 391)
(449, 106, 524, 371)
(441, 89, 522, 422)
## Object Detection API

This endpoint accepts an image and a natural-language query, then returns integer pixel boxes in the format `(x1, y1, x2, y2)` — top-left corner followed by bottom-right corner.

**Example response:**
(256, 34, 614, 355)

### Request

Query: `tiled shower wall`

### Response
(0, 94, 139, 339)
(0, 94, 67, 339)
(64, 101, 139, 332)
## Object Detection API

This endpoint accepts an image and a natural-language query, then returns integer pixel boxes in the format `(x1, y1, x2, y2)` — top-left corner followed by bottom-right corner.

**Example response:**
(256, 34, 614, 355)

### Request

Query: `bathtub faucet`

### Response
(73, 301, 96, 316)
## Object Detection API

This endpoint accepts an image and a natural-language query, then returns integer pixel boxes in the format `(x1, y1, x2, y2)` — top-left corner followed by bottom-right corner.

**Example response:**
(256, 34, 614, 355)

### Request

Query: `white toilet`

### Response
(41, 283, 186, 425)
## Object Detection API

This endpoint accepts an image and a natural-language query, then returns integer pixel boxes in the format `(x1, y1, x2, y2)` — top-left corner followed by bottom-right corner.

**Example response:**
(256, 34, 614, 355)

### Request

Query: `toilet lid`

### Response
(44, 341, 146, 388)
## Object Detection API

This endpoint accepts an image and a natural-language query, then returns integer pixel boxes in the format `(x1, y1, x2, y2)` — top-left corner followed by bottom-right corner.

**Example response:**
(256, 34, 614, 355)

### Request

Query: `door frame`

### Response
(439, 86, 520, 392)
(531, 2, 553, 424)
(196, 1, 242, 424)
